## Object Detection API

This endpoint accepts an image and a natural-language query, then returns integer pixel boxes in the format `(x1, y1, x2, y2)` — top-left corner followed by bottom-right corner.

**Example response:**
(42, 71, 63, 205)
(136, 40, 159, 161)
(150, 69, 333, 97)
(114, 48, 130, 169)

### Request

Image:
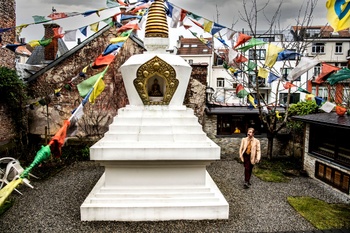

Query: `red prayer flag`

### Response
(92, 54, 115, 69)
(189, 18, 204, 29)
(335, 106, 347, 116)
(234, 54, 248, 63)
(234, 33, 252, 49)
(47, 12, 68, 20)
(53, 27, 64, 39)
(117, 21, 140, 33)
(49, 120, 70, 157)
(315, 62, 341, 84)
(283, 82, 296, 89)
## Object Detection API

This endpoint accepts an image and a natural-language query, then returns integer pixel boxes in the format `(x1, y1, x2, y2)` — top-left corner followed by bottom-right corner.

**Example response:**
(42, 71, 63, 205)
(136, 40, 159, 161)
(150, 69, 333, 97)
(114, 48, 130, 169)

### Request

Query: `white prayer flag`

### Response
(287, 57, 320, 81)
(320, 101, 336, 113)
(64, 30, 77, 42)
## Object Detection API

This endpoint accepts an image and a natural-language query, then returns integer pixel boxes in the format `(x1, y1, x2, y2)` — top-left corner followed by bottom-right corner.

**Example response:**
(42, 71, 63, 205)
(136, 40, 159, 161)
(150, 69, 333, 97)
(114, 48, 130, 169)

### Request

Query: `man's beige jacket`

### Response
(239, 137, 261, 165)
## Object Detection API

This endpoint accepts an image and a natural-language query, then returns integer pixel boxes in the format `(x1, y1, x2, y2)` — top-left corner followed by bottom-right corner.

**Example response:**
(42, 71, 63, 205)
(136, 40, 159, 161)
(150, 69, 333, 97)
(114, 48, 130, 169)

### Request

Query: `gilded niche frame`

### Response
(134, 56, 178, 105)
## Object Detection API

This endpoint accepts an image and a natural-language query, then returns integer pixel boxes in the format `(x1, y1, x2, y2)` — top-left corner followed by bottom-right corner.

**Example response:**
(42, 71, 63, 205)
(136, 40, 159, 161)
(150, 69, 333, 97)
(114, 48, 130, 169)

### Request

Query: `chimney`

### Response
(43, 23, 59, 61)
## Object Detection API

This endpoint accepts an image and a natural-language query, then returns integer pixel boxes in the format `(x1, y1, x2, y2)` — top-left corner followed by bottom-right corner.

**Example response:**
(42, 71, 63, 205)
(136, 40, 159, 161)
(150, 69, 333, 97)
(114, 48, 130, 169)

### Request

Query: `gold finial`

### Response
(145, 0, 168, 38)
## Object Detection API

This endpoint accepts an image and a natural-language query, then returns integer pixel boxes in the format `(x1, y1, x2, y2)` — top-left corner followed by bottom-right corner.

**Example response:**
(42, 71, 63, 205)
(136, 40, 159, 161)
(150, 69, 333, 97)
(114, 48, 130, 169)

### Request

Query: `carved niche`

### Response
(134, 56, 178, 105)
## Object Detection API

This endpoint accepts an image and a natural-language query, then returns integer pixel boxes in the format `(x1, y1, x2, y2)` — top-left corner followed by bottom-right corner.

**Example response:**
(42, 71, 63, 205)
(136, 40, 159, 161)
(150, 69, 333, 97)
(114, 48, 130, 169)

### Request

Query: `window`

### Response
(259, 37, 275, 42)
(305, 28, 320, 37)
(248, 49, 266, 60)
(312, 43, 325, 53)
(216, 115, 263, 136)
(183, 44, 189, 48)
(188, 59, 193, 65)
(314, 64, 321, 77)
(248, 74, 265, 87)
(309, 125, 350, 168)
(217, 78, 225, 87)
(281, 67, 301, 81)
(316, 86, 329, 101)
(203, 49, 208, 52)
(315, 162, 349, 194)
(191, 44, 198, 47)
(279, 93, 300, 104)
(335, 43, 343, 54)
(216, 56, 224, 66)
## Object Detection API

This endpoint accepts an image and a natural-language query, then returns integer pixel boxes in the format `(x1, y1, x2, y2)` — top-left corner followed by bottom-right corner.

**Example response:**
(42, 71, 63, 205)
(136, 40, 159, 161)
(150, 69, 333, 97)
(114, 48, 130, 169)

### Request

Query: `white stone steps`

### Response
(102, 133, 207, 142)
(93, 192, 215, 198)
(107, 125, 202, 134)
(88, 197, 221, 205)
(110, 117, 199, 126)
(99, 187, 211, 193)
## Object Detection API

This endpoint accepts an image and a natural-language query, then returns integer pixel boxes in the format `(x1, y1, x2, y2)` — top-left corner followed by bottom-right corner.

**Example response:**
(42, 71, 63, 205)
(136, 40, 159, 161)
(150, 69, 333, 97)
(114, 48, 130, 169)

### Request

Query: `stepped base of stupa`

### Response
(80, 105, 229, 221)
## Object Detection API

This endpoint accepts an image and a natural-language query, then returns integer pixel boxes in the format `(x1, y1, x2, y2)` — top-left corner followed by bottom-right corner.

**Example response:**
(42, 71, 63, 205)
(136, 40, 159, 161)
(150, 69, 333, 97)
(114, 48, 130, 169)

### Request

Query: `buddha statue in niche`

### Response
(148, 78, 163, 97)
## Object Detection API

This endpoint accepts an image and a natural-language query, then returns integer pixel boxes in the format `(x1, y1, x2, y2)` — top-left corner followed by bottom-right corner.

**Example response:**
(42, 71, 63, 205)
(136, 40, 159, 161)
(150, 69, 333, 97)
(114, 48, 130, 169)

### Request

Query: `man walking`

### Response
(239, 128, 261, 189)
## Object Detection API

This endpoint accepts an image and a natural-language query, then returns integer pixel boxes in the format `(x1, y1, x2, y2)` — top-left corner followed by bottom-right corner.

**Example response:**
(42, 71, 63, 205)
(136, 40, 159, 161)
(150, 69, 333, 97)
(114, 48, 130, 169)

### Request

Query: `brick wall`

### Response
(0, 0, 16, 145)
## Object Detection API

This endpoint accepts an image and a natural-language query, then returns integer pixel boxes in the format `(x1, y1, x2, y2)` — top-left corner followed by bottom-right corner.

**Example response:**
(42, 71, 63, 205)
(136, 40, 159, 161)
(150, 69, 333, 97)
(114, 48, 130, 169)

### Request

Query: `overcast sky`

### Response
(16, 0, 328, 47)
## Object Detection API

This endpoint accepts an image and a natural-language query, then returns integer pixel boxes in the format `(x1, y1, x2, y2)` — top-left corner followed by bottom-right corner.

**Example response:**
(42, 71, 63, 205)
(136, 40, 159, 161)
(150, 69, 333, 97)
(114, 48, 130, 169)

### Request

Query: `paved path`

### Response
(0, 158, 349, 232)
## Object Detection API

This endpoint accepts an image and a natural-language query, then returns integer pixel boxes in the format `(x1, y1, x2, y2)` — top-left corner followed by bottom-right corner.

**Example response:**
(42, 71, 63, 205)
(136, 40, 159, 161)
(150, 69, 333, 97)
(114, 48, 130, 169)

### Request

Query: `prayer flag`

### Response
(236, 38, 266, 52)
(89, 77, 106, 104)
(187, 12, 201, 21)
(315, 96, 324, 106)
(103, 42, 124, 56)
(234, 54, 248, 63)
(228, 48, 238, 64)
(211, 22, 225, 35)
(268, 72, 279, 83)
(16, 24, 29, 36)
(320, 101, 336, 113)
(49, 120, 70, 158)
(236, 84, 249, 98)
(53, 27, 64, 38)
(5, 44, 25, 52)
(77, 66, 109, 97)
(297, 87, 310, 94)
(189, 18, 204, 29)
(166, 2, 181, 28)
(47, 12, 68, 20)
(0, 178, 23, 208)
(107, 0, 120, 7)
(117, 20, 140, 33)
(248, 94, 257, 108)
(276, 50, 300, 61)
(79, 26, 88, 36)
(234, 33, 252, 49)
(264, 44, 284, 67)
(39, 38, 52, 46)
(0, 27, 11, 33)
(247, 61, 257, 71)
(32, 15, 50, 23)
(64, 30, 77, 42)
(27, 40, 40, 48)
(326, 0, 350, 31)
(315, 62, 341, 84)
(92, 54, 115, 68)
(90, 22, 99, 32)
(335, 105, 347, 116)
(83, 10, 99, 17)
(258, 67, 269, 79)
(203, 19, 213, 33)
(326, 68, 350, 85)
(226, 29, 236, 40)
(283, 82, 296, 89)
(287, 57, 320, 81)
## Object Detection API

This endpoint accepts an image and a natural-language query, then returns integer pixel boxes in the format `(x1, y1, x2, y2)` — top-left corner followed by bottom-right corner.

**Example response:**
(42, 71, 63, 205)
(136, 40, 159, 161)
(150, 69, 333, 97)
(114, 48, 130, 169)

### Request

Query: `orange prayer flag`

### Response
(92, 54, 115, 69)
(315, 62, 341, 84)
(283, 82, 296, 89)
(49, 120, 70, 157)
(234, 54, 248, 63)
(234, 33, 252, 49)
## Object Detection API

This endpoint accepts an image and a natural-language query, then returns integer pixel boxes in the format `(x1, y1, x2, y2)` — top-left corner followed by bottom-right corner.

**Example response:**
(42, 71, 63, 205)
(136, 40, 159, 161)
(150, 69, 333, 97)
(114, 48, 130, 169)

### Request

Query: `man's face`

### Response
(247, 129, 254, 138)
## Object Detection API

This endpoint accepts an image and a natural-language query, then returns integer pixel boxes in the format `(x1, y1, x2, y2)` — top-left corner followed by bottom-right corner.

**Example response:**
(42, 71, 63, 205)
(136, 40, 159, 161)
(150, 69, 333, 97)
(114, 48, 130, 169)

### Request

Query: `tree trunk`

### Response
(266, 131, 274, 160)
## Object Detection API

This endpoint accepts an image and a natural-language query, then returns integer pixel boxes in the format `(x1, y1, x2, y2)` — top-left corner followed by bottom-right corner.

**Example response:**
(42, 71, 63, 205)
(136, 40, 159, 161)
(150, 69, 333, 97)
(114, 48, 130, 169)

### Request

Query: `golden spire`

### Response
(145, 0, 168, 38)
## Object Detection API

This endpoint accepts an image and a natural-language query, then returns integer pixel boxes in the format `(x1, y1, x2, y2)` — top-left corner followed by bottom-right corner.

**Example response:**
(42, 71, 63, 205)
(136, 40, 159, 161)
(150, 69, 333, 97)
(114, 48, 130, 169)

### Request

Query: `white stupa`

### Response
(80, 0, 229, 221)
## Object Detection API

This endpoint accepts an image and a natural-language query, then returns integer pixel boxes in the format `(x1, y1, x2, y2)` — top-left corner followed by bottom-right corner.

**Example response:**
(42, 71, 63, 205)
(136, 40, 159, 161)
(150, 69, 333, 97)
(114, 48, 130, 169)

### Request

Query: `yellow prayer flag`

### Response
(89, 77, 105, 104)
(28, 40, 40, 48)
(82, 65, 89, 74)
(258, 67, 269, 78)
(203, 19, 213, 33)
(110, 36, 128, 44)
(265, 44, 284, 68)
(326, 0, 350, 32)
(0, 178, 22, 208)
(90, 22, 99, 32)
(228, 67, 236, 74)
(248, 95, 257, 108)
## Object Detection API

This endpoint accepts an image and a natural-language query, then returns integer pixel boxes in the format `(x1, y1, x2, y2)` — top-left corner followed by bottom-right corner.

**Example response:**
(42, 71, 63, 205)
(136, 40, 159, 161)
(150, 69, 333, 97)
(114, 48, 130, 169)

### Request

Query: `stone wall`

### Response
(27, 28, 144, 136)
(0, 0, 16, 145)
(203, 114, 288, 159)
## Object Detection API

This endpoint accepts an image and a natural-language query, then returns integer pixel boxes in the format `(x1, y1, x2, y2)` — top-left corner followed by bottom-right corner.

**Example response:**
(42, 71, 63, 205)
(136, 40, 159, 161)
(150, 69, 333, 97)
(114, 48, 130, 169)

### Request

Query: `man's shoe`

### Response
(244, 182, 249, 189)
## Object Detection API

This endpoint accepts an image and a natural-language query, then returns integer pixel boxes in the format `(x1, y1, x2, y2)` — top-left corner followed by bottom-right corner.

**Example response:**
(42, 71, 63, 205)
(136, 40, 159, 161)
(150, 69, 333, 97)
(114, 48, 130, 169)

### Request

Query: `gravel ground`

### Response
(1, 156, 349, 233)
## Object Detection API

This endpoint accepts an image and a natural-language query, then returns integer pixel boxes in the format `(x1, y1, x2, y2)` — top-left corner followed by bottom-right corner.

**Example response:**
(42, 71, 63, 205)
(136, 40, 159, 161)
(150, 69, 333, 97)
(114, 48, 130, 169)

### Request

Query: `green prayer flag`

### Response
(326, 68, 350, 85)
(20, 145, 51, 178)
(247, 61, 257, 71)
(236, 38, 266, 52)
(39, 38, 52, 46)
(77, 67, 109, 97)
(32, 15, 50, 24)
(297, 87, 310, 94)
